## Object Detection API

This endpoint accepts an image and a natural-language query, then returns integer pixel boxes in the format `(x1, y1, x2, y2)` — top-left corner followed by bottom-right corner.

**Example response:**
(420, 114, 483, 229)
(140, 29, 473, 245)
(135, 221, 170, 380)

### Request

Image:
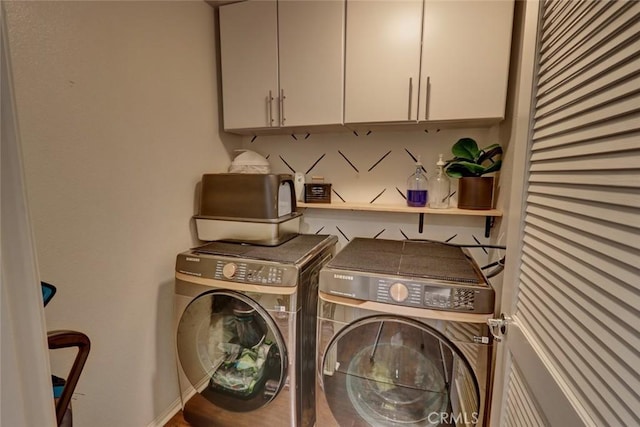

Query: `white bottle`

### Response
(429, 154, 450, 209)
(294, 173, 305, 202)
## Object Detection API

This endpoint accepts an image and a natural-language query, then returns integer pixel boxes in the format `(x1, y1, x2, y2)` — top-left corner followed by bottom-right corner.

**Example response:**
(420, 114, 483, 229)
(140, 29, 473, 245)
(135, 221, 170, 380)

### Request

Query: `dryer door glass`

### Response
(320, 316, 480, 426)
(177, 290, 288, 413)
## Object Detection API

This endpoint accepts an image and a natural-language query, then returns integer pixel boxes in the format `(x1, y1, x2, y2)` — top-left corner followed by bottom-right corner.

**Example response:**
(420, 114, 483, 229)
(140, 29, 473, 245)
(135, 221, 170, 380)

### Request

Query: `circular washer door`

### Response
(321, 315, 480, 427)
(177, 290, 288, 412)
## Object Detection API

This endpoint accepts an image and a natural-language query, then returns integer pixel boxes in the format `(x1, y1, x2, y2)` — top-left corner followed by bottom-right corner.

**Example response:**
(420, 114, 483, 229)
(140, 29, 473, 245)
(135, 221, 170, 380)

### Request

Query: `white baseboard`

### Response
(146, 395, 182, 427)
(146, 386, 198, 427)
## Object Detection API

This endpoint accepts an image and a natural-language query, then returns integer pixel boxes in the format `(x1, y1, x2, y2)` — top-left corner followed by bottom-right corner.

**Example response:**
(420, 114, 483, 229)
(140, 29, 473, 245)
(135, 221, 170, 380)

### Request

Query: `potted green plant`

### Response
(445, 137, 503, 210)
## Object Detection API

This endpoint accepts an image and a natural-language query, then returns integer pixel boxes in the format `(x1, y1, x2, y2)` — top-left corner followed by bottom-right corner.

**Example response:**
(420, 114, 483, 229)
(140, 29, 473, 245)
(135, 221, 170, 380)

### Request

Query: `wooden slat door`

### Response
(491, 0, 640, 425)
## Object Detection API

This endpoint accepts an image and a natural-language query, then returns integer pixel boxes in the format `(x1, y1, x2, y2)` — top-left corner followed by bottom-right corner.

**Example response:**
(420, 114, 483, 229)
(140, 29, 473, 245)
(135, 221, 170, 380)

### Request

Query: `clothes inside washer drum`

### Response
(210, 342, 274, 398)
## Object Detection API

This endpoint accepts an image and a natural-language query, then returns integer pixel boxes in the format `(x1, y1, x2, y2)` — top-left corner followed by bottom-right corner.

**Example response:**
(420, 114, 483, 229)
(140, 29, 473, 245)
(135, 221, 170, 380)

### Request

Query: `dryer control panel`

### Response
(319, 267, 495, 314)
(375, 279, 458, 310)
(376, 280, 423, 306)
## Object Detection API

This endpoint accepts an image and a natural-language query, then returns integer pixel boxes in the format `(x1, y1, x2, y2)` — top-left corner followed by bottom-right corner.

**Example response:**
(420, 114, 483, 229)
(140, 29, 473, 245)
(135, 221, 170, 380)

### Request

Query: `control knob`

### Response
(389, 282, 409, 302)
(222, 263, 237, 279)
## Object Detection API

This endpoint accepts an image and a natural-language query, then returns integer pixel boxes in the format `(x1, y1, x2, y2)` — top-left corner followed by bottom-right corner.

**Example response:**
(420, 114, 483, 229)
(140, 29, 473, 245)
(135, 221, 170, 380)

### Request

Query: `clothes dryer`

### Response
(316, 238, 495, 427)
(175, 234, 337, 427)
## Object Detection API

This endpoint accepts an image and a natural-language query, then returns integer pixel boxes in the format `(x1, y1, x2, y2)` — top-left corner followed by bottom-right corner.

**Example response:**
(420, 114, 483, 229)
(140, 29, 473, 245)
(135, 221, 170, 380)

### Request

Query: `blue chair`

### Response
(41, 282, 91, 427)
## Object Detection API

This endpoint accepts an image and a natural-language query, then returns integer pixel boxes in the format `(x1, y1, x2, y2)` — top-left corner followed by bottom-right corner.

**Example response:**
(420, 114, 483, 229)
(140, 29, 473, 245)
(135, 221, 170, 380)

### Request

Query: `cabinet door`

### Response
(279, 0, 345, 127)
(219, 1, 279, 130)
(345, 0, 423, 124)
(421, 0, 514, 122)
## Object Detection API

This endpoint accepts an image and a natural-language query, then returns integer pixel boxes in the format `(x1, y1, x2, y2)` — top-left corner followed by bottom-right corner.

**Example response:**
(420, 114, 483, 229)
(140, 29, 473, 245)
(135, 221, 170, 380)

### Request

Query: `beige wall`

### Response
(4, 1, 239, 425)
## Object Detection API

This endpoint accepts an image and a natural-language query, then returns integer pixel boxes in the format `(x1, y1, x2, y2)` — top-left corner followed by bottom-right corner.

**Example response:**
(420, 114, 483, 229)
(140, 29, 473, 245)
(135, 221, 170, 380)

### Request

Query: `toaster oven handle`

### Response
(284, 177, 297, 212)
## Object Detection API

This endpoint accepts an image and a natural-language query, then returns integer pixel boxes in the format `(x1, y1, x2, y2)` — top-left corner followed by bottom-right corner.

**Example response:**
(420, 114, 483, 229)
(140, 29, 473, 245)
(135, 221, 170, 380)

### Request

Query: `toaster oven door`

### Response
(278, 180, 293, 217)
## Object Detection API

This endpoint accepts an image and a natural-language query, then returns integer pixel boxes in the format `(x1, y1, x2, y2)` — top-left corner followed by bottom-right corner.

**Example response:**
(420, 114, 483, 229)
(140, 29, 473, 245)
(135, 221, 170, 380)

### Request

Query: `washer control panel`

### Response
(176, 252, 298, 286)
(215, 261, 286, 284)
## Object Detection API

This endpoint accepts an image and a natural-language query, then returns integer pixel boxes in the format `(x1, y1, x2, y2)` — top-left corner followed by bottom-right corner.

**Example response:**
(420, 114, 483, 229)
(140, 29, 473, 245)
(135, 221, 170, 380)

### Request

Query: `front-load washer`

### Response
(175, 234, 337, 427)
(316, 238, 495, 427)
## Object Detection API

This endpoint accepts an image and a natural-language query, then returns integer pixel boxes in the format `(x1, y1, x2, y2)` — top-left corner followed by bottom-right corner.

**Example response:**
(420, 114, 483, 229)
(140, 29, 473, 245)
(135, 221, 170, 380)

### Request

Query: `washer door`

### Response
(177, 290, 288, 412)
(321, 315, 480, 427)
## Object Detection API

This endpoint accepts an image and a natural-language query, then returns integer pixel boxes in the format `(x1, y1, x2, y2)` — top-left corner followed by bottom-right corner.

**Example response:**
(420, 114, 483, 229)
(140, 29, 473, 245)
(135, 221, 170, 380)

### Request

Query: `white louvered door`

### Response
(491, 0, 640, 426)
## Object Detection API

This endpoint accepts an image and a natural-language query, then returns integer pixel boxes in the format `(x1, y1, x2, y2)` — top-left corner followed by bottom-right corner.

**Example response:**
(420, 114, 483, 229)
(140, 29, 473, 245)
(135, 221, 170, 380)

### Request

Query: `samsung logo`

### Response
(334, 274, 354, 281)
(185, 257, 200, 262)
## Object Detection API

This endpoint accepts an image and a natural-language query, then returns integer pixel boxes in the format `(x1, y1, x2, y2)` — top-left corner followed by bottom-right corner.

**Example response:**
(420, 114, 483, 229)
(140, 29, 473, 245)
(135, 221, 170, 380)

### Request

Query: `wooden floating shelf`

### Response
(298, 202, 502, 217)
(297, 202, 502, 237)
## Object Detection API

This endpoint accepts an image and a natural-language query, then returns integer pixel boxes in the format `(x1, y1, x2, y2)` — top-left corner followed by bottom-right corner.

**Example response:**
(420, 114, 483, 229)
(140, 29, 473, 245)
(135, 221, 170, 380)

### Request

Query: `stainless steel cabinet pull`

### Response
(425, 76, 431, 121)
(280, 89, 286, 126)
(268, 90, 274, 127)
(408, 77, 413, 120)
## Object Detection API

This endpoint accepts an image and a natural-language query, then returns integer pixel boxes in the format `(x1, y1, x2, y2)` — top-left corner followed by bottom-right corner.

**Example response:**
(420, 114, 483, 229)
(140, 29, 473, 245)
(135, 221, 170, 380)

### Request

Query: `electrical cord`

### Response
(485, 265, 505, 279)
(483, 256, 506, 278)
(407, 238, 507, 278)
(481, 256, 506, 270)
(407, 238, 506, 250)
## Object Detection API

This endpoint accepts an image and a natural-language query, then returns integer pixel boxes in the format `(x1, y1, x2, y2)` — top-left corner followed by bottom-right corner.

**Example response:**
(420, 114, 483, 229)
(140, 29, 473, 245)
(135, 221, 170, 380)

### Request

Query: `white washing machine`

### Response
(175, 234, 337, 427)
(316, 238, 495, 427)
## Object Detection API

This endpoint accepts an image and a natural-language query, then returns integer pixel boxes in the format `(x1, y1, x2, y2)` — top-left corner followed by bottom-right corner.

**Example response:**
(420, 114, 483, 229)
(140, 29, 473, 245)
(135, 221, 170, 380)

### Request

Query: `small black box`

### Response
(304, 183, 332, 203)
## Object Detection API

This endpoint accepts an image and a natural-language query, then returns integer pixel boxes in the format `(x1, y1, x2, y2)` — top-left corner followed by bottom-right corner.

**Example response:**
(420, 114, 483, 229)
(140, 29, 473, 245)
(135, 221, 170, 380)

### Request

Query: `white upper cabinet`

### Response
(279, 0, 344, 127)
(219, 1, 279, 130)
(344, 0, 514, 125)
(420, 0, 514, 122)
(219, 0, 514, 131)
(344, 0, 424, 123)
(219, 0, 344, 131)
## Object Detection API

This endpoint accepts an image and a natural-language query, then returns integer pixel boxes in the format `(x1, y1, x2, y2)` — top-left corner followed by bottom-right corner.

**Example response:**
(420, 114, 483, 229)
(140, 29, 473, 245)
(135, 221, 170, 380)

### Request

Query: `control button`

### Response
(222, 263, 237, 279)
(389, 283, 409, 302)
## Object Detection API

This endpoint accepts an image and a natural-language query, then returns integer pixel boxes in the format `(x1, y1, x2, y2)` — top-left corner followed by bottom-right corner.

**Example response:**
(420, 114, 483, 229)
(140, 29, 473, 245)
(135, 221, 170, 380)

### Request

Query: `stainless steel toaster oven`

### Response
(194, 173, 302, 246)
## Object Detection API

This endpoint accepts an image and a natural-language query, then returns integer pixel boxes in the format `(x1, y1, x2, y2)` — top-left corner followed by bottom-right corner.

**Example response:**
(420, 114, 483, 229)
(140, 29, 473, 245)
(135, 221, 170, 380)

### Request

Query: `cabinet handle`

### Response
(408, 77, 413, 120)
(425, 76, 431, 121)
(280, 89, 286, 126)
(268, 90, 274, 127)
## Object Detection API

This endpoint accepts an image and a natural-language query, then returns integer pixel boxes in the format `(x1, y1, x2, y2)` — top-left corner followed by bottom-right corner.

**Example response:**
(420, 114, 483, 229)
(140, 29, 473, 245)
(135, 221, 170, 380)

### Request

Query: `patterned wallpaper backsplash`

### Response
(240, 126, 505, 265)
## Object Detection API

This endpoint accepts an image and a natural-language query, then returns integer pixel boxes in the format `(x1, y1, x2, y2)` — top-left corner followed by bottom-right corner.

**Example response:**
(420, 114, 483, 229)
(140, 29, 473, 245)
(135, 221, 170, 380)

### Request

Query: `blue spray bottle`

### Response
(406, 156, 428, 207)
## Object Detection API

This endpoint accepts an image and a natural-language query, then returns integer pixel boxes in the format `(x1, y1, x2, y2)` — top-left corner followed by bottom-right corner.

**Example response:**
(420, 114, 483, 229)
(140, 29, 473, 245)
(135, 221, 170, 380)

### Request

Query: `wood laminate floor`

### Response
(164, 410, 190, 427)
